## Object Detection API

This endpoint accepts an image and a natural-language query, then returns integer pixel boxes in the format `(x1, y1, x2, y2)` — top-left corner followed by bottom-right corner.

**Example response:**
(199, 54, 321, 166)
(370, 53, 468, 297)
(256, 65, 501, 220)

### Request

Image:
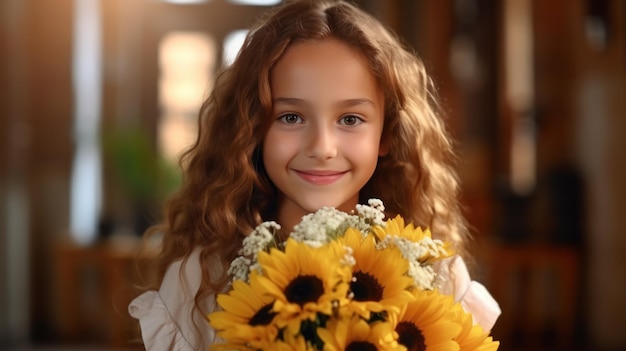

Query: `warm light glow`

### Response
(162, 0, 209, 4)
(510, 117, 536, 195)
(222, 29, 248, 66)
(70, 0, 102, 245)
(228, 0, 282, 5)
(504, 0, 534, 111)
(504, 0, 536, 195)
(158, 31, 215, 162)
(161, 0, 283, 5)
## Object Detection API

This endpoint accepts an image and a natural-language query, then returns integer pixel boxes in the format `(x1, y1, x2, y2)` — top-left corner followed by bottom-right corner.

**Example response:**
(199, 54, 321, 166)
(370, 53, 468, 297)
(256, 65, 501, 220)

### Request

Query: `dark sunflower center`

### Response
(248, 303, 276, 326)
(284, 275, 324, 306)
(351, 271, 383, 301)
(346, 341, 377, 351)
(396, 321, 426, 351)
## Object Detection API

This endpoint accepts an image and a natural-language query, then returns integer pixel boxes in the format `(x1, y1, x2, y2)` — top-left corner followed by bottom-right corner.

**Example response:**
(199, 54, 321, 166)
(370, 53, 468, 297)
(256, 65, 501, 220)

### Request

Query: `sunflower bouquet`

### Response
(208, 199, 499, 351)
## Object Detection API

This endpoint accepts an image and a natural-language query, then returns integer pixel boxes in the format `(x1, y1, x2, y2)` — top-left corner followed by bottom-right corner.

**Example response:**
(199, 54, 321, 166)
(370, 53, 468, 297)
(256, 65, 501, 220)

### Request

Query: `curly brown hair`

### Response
(147, 0, 467, 312)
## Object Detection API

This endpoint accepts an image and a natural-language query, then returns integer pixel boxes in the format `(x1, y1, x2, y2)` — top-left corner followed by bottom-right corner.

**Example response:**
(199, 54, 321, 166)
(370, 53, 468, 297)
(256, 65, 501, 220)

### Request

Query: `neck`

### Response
(276, 204, 307, 239)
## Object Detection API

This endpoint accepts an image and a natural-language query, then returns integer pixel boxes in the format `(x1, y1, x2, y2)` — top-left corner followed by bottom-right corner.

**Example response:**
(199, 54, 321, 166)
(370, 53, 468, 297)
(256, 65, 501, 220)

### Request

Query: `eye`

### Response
(339, 115, 363, 126)
(278, 113, 304, 124)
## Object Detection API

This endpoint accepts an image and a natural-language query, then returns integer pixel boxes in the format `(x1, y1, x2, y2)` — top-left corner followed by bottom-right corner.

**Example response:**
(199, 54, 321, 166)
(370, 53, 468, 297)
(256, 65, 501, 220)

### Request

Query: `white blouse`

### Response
(129, 248, 501, 351)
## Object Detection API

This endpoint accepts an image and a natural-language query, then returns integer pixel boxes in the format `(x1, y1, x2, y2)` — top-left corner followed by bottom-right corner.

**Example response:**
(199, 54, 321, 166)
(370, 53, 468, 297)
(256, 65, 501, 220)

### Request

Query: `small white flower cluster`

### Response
(355, 198, 387, 228)
(228, 256, 253, 282)
(240, 221, 280, 256)
(228, 221, 280, 282)
(290, 199, 387, 246)
(376, 235, 448, 291)
(290, 207, 351, 247)
(340, 245, 356, 267)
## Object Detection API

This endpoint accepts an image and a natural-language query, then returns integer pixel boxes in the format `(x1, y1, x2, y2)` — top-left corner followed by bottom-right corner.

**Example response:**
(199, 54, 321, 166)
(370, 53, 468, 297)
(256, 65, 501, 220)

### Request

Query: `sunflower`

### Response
(373, 216, 454, 262)
(212, 334, 315, 351)
(208, 275, 279, 349)
(451, 303, 500, 351)
(394, 289, 462, 351)
(272, 333, 317, 351)
(211, 341, 258, 351)
(338, 227, 415, 320)
(371, 216, 454, 291)
(373, 216, 427, 241)
(317, 314, 406, 351)
(255, 238, 352, 335)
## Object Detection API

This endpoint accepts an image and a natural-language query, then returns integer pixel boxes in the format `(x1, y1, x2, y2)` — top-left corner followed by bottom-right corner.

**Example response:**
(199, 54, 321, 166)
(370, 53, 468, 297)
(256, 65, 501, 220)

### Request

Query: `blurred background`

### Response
(0, 0, 624, 350)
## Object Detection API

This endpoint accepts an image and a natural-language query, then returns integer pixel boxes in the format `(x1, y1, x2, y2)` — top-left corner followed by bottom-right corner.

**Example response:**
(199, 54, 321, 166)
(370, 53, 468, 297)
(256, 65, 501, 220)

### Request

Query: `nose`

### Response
(305, 124, 337, 160)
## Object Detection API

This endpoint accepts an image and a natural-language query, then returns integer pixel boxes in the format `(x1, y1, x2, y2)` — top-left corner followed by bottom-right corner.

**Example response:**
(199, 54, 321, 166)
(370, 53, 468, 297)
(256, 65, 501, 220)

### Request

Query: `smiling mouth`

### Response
(294, 170, 347, 185)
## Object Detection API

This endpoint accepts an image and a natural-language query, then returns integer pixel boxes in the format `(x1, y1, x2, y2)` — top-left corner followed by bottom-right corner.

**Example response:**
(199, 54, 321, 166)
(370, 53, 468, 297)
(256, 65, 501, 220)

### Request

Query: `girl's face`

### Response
(263, 38, 385, 231)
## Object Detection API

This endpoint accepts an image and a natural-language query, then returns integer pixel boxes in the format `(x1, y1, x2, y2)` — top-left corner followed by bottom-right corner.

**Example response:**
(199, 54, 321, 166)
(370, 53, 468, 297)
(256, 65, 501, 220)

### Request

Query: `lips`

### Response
(294, 170, 347, 185)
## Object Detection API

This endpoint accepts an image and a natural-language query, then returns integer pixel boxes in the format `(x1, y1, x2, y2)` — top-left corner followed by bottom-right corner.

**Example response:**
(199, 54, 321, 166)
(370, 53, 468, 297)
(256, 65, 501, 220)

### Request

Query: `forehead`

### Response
(269, 38, 382, 103)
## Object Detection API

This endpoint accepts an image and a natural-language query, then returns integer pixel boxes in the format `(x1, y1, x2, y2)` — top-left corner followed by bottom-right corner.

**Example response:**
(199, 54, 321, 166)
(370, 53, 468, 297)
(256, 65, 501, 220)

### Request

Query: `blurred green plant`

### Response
(102, 126, 181, 206)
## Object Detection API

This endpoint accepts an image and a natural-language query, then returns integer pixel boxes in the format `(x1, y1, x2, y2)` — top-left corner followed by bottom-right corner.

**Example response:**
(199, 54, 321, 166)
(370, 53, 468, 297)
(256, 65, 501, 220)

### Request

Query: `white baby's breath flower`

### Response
(291, 207, 352, 243)
(229, 221, 280, 282)
(355, 198, 386, 230)
(301, 240, 325, 248)
(376, 234, 448, 290)
(367, 198, 385, 211)
(228, 256, 252, 282)
(428, 238, 450, 257)
(249, 262, 262, 277)
(340, 245, 356, 267)
(408, 262, 437, 290)
(239, 221, 280, 257)
(290, 218, 326, 244)
(289, 200, 386, 244)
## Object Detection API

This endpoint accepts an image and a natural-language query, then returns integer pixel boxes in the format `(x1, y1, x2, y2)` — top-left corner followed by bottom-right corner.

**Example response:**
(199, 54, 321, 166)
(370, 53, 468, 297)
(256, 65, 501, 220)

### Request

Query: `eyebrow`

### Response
(273, 97, 376, 108)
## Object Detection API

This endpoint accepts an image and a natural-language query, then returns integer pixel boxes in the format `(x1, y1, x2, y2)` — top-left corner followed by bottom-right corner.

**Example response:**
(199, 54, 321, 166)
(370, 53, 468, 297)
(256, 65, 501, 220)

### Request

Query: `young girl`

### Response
(129, 0, 500, 350)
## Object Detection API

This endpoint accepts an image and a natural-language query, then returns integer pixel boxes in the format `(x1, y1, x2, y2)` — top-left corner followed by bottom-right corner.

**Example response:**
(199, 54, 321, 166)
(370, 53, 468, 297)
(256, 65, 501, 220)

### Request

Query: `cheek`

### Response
(262, 130, 295, 170)
(344, 133, 382, 168)
(362, 127, 385, 151)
